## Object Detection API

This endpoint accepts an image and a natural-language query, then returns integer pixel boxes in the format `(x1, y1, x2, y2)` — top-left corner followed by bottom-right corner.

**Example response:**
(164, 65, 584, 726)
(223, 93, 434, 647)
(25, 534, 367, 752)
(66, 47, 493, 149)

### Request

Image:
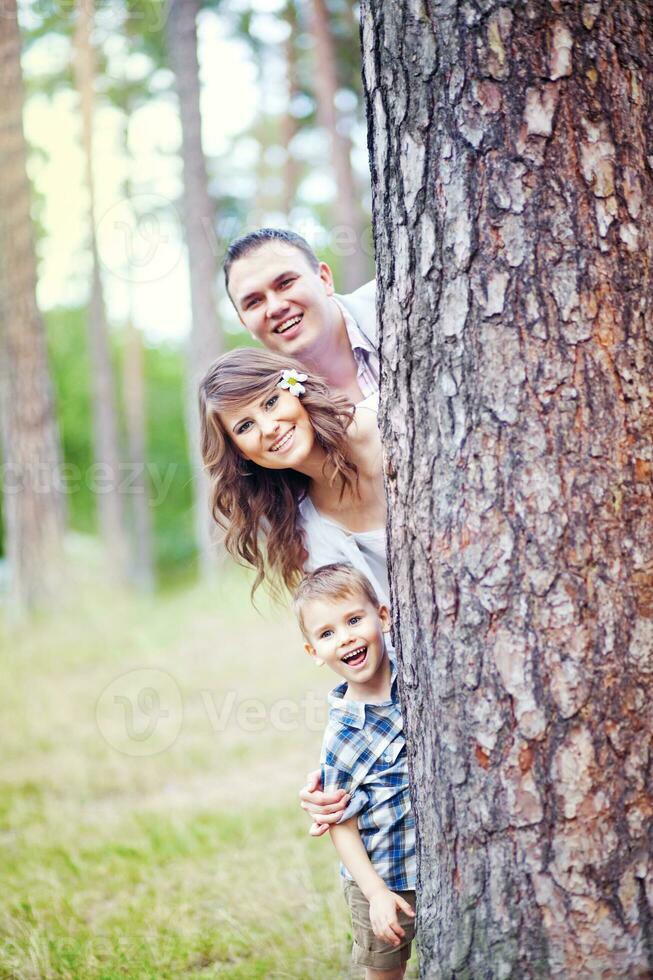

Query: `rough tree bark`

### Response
(167, 0, 222, 576)
(309, 0, 368, 290)
(74, 0, 130, 583)
(360, 2, 653, 977)
(0, 0, 65, 615)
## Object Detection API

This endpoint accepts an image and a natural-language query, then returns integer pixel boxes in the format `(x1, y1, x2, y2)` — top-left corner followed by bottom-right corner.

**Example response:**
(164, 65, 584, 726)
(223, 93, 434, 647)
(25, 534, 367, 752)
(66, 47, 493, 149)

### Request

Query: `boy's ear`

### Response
(378, 604, 392, 633)
(304, 642, 325, 666)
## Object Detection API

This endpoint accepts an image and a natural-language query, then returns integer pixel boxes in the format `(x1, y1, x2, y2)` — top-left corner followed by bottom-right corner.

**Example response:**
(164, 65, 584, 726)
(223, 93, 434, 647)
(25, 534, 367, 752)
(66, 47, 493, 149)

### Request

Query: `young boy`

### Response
(293, 564, 416, 979)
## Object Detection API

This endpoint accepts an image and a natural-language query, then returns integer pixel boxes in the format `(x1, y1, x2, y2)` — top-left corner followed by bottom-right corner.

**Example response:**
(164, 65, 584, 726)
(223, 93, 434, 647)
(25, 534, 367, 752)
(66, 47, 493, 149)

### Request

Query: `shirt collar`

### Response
(334, 297, 375, 356)
(327, 655, 398, 730)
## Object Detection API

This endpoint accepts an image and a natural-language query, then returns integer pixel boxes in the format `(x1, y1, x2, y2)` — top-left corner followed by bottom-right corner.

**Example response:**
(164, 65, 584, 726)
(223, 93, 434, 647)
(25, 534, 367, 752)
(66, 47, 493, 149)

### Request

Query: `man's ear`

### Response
(318, 261, 335, 296)
(304, 641, 325, 666)
(378, 604, 392, 633)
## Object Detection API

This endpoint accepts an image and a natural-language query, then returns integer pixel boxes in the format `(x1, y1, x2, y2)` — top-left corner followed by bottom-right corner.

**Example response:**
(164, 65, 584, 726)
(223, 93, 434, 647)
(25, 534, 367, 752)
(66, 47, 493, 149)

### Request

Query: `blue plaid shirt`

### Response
(320, 658, 416, 892)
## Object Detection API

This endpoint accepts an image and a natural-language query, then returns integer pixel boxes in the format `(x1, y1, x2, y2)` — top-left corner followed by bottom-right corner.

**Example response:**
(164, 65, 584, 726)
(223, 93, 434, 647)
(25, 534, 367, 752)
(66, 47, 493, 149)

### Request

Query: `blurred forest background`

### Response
(0, 2, 383, 976)
(0, 0, 373, 594)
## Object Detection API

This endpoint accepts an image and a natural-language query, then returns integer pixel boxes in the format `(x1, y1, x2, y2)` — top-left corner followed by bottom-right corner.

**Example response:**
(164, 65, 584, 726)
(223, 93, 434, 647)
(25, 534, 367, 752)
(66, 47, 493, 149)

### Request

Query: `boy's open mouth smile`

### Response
(341, 646, 368, 668)
(273, 313, 303, 336)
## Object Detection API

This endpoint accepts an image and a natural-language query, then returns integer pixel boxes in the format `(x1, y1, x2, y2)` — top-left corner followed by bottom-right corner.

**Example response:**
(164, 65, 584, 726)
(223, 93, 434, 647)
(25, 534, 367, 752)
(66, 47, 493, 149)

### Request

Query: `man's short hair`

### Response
(293, 563, 381, 638)
(223, 228, 320, 296)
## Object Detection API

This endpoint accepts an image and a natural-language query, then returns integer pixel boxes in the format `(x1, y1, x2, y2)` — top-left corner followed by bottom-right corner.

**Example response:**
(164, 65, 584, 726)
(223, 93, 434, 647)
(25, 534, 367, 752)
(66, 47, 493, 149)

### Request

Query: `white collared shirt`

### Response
(334, 297, 380, 399)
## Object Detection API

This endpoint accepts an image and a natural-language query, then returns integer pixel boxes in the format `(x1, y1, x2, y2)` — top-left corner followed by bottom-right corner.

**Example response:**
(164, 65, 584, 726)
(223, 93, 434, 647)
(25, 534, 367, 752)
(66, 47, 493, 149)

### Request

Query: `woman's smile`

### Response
(269, 425, 296, 454)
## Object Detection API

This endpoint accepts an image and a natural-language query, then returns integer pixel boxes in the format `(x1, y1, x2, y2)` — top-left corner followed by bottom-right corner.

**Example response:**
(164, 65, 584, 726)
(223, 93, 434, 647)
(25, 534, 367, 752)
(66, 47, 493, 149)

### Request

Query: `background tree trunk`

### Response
(120, 95, 155, 593)
(360, 2, 653, 977)
(309, 0, 368, 291)
(123, 307, 155, 592)
(0, 0, 65, 615)
(281, 0, 301, 217)
(74, 0, 130, 584)
(167, 0, 222, 577)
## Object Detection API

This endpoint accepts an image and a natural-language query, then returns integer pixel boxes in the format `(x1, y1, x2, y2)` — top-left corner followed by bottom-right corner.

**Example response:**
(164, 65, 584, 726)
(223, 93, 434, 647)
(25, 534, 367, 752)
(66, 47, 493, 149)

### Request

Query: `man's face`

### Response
(227, 242, 336, 357)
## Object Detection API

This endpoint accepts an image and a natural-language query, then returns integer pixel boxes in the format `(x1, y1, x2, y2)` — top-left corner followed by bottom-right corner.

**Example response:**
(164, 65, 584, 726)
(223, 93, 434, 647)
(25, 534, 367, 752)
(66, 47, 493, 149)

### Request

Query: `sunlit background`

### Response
(0, 3, 393, 976)
(2, 0, 373, 582)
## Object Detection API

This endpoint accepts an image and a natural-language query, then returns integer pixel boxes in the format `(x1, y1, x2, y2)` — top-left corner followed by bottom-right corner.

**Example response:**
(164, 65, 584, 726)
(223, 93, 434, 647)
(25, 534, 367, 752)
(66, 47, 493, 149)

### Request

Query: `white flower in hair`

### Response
(278, 369, 308, 396)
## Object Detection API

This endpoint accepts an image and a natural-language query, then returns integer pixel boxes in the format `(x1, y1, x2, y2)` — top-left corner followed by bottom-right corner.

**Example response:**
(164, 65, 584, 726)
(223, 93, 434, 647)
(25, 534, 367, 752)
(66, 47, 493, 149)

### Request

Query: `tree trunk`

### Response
(120, 100, 155, 593)
(167, 0, 222, 577)
(309, 0, 368, 291)
(0, 0, 65, 615)
(281, 0, 301, 217)
(123, 311, 155, 592)
(73, 0, 130, 583)
(360, 2, 653, 977)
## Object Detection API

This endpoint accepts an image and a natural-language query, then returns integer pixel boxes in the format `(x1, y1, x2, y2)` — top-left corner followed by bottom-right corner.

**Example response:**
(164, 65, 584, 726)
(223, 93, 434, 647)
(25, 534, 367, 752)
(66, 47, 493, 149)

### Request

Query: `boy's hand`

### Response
(299, 769, 350, 837)
(368, 887, 415, 947)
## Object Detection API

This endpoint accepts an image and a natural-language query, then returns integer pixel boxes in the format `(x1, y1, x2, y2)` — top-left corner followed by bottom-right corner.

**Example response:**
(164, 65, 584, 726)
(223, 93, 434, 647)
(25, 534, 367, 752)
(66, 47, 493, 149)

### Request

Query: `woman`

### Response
(199, 347, 388, 831)
(199, 347, 388, 604)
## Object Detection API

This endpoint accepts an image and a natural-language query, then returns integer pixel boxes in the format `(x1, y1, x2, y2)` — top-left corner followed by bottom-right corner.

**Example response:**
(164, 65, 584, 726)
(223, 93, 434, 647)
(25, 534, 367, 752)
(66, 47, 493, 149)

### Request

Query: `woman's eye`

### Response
(265, 394, 279, 410)
(237, 421, 252, 434)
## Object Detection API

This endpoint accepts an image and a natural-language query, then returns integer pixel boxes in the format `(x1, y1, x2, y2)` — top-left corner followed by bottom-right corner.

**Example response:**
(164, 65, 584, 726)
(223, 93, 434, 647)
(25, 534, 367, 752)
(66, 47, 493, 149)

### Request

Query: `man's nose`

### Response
(265, 293, 289, 319)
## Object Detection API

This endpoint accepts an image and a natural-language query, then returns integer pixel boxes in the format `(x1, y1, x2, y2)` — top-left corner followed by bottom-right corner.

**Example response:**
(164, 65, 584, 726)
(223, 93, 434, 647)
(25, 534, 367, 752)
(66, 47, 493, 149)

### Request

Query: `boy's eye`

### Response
(265, 394, 279, 410)
(319, 629, 333, 639)
(348, 616, 362, 625)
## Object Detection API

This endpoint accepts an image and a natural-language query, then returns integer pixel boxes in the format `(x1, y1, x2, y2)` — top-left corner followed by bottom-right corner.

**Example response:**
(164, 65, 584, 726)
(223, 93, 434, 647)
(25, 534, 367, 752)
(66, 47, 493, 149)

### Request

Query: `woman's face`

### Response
(219, 387, 317, 471)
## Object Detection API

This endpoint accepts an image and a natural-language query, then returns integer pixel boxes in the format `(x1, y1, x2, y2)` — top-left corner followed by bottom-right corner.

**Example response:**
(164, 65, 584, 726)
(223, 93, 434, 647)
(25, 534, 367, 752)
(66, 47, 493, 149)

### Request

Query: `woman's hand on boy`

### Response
(299, 769, 350, 836)
(368, 886, 415, 947)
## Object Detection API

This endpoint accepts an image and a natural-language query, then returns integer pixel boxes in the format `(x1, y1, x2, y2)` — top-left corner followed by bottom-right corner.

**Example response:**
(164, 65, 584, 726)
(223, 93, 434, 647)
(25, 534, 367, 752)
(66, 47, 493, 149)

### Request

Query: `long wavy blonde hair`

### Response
(199, 348, 357, 596)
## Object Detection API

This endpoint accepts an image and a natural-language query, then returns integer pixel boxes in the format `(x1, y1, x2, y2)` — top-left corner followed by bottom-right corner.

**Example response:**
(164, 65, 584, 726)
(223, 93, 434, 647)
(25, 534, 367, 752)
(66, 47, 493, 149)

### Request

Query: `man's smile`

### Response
(272, 313, 303, 336)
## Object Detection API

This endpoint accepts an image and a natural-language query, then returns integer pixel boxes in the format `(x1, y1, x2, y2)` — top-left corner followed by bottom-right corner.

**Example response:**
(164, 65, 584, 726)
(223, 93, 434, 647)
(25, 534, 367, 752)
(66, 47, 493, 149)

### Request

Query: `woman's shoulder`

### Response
(349, 394, 381, 459)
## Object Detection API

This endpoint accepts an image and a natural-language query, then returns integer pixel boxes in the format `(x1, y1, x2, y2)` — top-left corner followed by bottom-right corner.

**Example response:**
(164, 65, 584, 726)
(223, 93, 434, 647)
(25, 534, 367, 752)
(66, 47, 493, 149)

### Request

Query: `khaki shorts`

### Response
(343, 879, 416, 971)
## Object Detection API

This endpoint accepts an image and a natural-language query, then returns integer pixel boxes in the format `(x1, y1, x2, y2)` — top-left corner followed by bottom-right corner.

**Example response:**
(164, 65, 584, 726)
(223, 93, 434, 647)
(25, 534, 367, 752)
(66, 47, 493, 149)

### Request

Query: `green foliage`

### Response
(41, 307, 196, 580)
(141, 341, 196, 581)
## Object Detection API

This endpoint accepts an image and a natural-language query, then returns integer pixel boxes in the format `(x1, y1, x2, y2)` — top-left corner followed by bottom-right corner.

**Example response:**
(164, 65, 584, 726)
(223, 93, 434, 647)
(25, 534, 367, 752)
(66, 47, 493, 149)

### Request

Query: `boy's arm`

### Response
(299, 770, 350, 837)
(330, 816, 415, 947)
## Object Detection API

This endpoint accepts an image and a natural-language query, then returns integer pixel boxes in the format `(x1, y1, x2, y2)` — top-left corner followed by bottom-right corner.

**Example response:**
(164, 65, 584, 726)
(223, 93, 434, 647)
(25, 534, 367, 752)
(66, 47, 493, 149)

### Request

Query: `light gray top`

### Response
(298, 498, 389, 608)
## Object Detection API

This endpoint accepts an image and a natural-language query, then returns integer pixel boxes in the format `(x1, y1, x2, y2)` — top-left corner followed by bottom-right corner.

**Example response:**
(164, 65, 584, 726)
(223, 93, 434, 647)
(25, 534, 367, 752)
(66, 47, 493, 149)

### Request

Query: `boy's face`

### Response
(302, 591, 391, 691)
(227, 242, 337, 357)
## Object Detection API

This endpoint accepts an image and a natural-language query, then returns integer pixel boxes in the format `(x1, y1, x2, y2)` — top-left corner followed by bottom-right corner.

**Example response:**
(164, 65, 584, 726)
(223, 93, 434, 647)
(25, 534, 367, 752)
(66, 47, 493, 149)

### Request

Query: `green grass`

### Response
(0, 557, 401, 979)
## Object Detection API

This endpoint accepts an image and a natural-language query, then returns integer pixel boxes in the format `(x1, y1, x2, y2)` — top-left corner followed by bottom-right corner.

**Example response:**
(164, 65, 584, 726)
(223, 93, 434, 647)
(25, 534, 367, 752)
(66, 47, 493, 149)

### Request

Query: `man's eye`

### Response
(280, 278, 294, 288)
(245, 298, 259, 310)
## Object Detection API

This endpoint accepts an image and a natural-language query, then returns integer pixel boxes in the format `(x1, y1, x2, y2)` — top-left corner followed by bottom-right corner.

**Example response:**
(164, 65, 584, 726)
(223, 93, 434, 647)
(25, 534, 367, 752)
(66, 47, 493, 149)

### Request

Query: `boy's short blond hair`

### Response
(293, 563, 382, 637)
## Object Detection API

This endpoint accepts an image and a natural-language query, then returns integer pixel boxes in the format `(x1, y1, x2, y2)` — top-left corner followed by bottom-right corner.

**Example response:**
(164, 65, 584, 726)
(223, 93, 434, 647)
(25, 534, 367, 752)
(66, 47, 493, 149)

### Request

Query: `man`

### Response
(224, 228, 377, 404)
